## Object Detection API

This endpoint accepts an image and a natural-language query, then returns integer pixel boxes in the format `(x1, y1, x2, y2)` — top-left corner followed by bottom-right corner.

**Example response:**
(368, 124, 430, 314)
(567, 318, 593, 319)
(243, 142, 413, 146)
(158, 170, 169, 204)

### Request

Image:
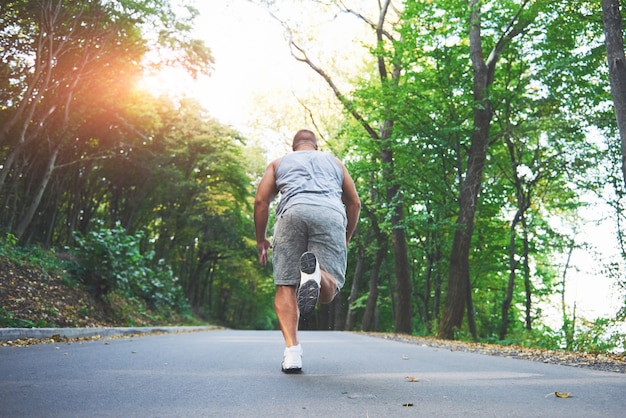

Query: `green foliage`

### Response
(72, 222, 187, 311)
(0, 233, 17, 257)
(0, 233, 75, 283)
(483, 326, 565, 350)
(0, 307, 50, 328)
(460, 320, 625, 354)
(566, 318, 626, 354)
(101, 292, 161, 327)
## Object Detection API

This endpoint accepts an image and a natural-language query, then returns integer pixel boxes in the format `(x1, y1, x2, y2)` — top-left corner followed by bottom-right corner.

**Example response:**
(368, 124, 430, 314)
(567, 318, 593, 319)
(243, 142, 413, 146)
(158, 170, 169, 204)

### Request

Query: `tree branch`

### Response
(289, 40, 380, 139)
(486, 0, 534, 71)
(337, 0, 396, 42)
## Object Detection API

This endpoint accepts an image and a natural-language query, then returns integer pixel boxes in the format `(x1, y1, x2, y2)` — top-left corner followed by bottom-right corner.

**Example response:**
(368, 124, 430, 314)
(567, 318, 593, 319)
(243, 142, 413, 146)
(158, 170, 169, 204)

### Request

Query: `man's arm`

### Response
(254, 160, 279, 265)
(340, 163, 361, 245)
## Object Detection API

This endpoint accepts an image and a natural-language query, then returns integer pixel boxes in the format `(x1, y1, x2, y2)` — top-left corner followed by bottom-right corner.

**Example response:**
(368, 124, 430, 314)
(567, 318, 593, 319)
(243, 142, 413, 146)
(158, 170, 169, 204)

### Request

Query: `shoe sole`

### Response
(300, 252, 317, 274)
(281, 366, 302, 374)
(297, 279, 320, 317)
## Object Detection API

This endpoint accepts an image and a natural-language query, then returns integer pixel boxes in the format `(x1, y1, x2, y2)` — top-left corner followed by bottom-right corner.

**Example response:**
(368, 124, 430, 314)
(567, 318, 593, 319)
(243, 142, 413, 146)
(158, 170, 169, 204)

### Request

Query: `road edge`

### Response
(0, 326, 219, 341)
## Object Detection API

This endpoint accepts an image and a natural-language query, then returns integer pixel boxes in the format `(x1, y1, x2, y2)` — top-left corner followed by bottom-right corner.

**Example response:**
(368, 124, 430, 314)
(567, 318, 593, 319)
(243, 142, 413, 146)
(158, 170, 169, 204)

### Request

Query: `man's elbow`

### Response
(346, 199, 361, 217)
(254, 199, 269, 212)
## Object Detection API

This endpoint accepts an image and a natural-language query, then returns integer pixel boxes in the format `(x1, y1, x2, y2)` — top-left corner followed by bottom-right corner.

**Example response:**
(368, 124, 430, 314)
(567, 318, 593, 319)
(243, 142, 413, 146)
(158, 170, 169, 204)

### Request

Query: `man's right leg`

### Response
(274, 284, 303, 373)
(271, 207, 309, 371)
(274, 284, 299, 347)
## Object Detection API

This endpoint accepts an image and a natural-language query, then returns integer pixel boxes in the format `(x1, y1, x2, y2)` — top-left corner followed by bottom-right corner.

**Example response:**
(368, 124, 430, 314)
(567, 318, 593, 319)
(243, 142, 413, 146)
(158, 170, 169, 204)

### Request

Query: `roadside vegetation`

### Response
(0, 233, 203, 328)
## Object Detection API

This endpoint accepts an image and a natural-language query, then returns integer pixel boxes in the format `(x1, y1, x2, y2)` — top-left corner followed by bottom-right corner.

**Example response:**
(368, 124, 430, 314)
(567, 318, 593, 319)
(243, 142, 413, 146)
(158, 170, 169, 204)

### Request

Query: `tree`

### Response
(438, 0, 537, 340)
(603, 0, 626, 187)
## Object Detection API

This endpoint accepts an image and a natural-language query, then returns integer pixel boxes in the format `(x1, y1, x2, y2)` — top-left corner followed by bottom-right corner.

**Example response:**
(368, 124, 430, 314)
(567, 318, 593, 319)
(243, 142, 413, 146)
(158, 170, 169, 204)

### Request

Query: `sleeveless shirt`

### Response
(274, 150, 345, 217)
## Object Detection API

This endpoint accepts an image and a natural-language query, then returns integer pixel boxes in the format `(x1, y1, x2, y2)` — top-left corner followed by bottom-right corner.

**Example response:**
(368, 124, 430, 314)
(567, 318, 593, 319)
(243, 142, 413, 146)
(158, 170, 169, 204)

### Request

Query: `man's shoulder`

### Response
(269, 157, 283, 167)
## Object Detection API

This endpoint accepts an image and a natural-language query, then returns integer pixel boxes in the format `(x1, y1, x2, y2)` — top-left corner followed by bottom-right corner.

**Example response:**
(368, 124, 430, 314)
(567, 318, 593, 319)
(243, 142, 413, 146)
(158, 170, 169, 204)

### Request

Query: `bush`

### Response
(72, 222, 188, 311)
(568, 318, 626, 354)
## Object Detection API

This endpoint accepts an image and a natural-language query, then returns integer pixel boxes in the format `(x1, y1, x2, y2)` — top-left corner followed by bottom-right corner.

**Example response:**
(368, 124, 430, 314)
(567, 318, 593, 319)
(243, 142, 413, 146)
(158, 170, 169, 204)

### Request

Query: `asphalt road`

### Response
(1, 329, 625, 417)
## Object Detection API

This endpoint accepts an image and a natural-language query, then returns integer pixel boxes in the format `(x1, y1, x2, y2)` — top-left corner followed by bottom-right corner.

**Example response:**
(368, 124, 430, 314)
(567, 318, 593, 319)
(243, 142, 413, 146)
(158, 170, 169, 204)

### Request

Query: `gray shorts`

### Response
(272, 204, 347, 289)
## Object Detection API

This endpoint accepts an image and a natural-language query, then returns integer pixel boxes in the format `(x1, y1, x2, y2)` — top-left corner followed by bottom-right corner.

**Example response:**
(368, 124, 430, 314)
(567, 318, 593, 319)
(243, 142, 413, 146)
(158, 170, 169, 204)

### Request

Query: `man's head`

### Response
(292, 129, 318, 151)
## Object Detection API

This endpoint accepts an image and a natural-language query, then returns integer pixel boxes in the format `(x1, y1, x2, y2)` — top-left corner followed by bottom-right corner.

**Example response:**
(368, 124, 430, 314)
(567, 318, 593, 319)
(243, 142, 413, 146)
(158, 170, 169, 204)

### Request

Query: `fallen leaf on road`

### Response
(405, 376, 419, 382)
(545, 391, 571, 398)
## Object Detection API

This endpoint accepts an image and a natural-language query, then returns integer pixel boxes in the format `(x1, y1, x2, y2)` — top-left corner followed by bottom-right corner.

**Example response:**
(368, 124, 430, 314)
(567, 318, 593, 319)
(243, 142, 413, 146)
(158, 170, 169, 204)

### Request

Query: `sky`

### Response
(155, 0, 624, 326)
(191, 1, 296, 130)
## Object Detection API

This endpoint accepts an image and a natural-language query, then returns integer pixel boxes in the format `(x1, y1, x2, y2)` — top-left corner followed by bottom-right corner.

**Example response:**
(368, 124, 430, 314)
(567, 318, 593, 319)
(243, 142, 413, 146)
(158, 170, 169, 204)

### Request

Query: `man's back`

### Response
(274, 150, 344, 216)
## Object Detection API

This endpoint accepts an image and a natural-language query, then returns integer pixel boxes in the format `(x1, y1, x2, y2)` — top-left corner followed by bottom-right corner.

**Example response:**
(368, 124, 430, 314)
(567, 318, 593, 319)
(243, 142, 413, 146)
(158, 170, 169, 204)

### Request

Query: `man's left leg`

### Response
(299, 207, 347, 313)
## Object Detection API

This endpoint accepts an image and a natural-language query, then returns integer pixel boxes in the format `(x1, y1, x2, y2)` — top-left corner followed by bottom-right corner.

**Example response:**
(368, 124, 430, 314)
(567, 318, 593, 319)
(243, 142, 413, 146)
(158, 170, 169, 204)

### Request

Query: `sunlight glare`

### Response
(136, 66, 193, 100)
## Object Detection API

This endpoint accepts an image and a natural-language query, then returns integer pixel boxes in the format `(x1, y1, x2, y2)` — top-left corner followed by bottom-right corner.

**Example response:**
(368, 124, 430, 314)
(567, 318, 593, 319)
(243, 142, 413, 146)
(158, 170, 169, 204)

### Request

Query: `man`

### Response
(254, 129, 361, 373)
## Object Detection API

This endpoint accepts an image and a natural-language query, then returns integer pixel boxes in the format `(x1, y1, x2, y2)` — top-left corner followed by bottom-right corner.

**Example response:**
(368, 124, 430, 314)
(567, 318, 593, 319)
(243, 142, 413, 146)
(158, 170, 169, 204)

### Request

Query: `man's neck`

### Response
(293, 143, 317, 151)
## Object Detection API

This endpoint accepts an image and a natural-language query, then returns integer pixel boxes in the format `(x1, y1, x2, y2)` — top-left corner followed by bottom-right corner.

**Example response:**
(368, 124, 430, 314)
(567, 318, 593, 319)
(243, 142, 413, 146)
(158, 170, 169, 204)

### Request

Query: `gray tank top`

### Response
(274, 151, 345, 217)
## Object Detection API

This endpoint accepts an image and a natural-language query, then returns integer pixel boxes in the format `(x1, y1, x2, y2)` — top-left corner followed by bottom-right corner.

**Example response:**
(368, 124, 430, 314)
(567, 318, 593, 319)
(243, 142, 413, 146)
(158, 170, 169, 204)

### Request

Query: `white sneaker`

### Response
(282, 344, 303, 373)
(297, 252, 320, 317)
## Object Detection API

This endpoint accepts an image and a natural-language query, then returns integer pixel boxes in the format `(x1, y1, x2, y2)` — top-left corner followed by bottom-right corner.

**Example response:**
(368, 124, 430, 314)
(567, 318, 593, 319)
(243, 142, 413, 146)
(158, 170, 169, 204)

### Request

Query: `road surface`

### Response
(1, 329, 625, 417)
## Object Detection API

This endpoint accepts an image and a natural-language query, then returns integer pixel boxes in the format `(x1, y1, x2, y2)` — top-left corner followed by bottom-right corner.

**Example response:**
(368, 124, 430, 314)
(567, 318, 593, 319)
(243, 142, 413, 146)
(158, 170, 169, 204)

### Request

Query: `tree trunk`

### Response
(377, 129, 412, 334)
(438, 0, 531, 339)
(439, 0, 492, 339)
(345, 245, 365, 331)
(382, 148, 412, 333)
(334, 295, 344, 330)
(602, 0, 626, 186)
(362, 241, 387, 331)
(438, 82, 491, 338)
(500, 227, 518, 340)
(423, 228, 443, 333)
(422, 251, 433, 333)
(432, 244, 443, 326)
(14, 146, 60, 240)
(522, 221, 532, 330)
(466, 274, 477, 340)
(201, 258, 217, 309)
(391, 224, 412, 333)
(560, 237, 576, 349)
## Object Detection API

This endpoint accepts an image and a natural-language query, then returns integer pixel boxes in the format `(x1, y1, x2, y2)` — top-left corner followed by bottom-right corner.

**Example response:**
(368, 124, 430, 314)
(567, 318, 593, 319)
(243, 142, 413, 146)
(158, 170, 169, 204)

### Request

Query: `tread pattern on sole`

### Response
(300, 252, 317, 274)
(297, 280, 320, 317)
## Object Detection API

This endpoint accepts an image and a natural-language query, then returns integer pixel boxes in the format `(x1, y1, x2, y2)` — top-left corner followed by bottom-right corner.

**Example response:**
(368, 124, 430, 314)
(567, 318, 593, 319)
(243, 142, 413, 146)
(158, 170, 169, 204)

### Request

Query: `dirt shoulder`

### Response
(367, 333, 626, 374)
(0, 257, 113, 328)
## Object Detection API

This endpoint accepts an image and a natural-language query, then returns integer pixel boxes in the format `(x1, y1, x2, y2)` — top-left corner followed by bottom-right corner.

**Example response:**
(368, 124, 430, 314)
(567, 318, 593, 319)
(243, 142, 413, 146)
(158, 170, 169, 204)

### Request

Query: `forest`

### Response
(1, 0, 626, 353)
